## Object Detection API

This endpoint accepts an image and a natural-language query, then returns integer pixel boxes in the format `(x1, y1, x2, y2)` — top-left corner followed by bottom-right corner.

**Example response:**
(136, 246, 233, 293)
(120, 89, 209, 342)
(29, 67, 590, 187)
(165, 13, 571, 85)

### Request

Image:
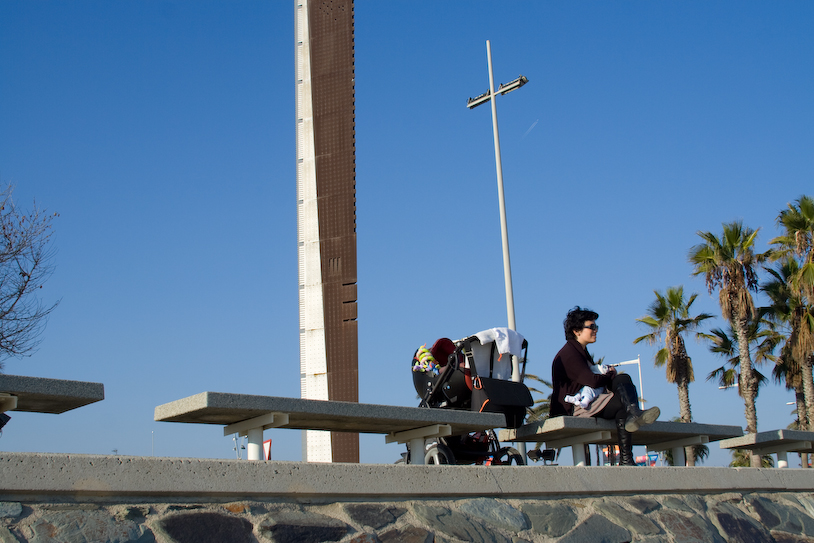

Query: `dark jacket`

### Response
(550, 339, 614, 417)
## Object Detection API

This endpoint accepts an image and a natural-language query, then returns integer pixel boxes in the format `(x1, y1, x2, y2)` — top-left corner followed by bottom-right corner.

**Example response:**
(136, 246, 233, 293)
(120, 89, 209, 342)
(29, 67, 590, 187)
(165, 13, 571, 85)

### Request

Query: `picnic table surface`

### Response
(719, 429, 814, 453)
(155, 392, 507, 436)
(0, 374, 104, 414)
(499, 416, 744, 446)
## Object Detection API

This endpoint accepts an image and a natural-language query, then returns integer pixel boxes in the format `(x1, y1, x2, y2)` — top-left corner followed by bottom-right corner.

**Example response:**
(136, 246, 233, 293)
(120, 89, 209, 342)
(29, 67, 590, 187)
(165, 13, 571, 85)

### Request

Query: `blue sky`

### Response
(1, 1, 812, 467)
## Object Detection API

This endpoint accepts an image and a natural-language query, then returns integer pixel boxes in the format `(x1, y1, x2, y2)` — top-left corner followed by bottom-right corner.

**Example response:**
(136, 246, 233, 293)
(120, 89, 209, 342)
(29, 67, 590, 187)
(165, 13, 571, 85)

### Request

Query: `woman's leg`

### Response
(597, 374, 635, 421)
(597, 394, 625, 421)
(595, 396, 636, 466)
(611, 373, 660, 432)
(596, 374, 658, 466)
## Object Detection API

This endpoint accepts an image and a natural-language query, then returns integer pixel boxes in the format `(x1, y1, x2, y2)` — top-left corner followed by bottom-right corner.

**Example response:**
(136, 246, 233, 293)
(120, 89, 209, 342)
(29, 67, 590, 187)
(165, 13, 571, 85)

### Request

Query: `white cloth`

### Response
(474, 327, 525, 357)
(590, 363, 610, 375)
(565, 385, 603, 409)
(468, 341, 512, 379)
(566, 363, 609, 408)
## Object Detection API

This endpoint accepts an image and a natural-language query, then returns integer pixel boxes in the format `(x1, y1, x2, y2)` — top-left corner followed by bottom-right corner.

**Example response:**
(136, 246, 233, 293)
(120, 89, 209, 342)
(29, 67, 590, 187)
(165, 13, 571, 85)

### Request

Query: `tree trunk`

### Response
(794, 388, 811, 471)
(796, 388, 807, 431)
(796, 387, 810, 467)
(803, 354, 814, 437)
(677, 375, 695, 466)
(677, 378, 693, 423)
(802, 355, 814, 469)
(734, 317, 761, 468)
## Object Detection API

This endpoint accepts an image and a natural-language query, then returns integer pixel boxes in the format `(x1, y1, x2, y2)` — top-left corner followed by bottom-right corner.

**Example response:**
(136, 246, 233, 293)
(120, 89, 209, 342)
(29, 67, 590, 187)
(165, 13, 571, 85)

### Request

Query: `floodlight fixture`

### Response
(467, 75, 528, 109)
(466, 90, 491, 109)
(498, 75, 529, 95)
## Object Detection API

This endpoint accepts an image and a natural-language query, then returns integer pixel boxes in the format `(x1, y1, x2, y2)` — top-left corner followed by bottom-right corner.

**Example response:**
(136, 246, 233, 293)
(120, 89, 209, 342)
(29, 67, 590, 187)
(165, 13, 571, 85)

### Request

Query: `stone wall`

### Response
(2, 452, 814, 542)
(3, 491, 814, 542)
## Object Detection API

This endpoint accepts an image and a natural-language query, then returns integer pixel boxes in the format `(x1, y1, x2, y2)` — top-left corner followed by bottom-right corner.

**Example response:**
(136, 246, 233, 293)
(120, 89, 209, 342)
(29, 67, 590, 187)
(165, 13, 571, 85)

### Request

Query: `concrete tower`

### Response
(294, 0, 359, 463)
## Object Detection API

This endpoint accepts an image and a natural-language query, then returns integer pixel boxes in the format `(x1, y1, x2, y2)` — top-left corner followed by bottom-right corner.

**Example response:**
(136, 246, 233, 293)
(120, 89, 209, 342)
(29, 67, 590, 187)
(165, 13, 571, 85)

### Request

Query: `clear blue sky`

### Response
(1, 1, 812, 467)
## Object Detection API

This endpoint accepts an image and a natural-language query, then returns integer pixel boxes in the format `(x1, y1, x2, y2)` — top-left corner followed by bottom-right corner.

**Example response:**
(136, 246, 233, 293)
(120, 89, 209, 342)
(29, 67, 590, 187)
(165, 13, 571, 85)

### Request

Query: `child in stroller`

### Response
(405, 330, 532, 465)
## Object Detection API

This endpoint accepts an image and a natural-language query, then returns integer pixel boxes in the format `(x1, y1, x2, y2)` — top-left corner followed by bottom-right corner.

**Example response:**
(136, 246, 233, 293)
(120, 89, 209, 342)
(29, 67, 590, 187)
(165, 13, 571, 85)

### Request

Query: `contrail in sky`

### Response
(523, 119, 539, 139)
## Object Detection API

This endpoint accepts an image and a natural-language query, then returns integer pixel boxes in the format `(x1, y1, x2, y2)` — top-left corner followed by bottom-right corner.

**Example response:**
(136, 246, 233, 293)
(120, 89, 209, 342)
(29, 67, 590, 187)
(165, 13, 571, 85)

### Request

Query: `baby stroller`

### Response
(406, 329, 533, 465)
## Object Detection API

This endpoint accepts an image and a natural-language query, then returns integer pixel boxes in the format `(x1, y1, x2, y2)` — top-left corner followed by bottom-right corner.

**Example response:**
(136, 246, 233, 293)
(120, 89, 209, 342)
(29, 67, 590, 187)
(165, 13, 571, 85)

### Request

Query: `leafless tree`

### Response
(0, 185, 59, 369)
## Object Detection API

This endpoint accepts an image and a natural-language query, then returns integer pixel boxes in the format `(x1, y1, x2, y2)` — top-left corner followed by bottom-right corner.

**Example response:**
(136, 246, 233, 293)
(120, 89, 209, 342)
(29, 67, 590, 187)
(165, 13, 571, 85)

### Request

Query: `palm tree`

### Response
(633, 286, 713, 466)
(524, 372, 552, 424)
(772, 195, 814, 300)
(762, 261, 811, 431)
(769, 195, 814, 439)
(689, 221, 766, 467)
(702, 321, 772, 393)
(701, 319, 774, 467)
(730, 448, 775, 468)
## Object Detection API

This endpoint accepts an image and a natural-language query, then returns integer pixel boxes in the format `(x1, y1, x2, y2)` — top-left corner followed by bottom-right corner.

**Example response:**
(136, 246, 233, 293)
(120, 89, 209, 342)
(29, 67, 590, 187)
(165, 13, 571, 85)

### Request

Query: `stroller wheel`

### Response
(425, 443, 456, 465)
(490, 447, 524, 466)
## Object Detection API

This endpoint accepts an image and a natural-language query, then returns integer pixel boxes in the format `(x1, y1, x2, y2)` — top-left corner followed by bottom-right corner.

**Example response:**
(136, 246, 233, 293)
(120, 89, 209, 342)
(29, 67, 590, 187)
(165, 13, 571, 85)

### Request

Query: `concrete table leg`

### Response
(572, 444, 587, 466)
(247, 427, 264, 461)
(410, 437, 425, 465)
(777, 451, 788, 468)
(385, 424, 452, 465)
(223, 413, 289, 461)
(672, 446, 686, 467)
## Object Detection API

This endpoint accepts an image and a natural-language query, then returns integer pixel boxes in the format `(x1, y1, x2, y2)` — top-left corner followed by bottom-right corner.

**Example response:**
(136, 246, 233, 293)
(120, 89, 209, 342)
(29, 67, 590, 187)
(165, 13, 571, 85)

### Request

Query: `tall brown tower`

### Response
(295, 0, 359, 463)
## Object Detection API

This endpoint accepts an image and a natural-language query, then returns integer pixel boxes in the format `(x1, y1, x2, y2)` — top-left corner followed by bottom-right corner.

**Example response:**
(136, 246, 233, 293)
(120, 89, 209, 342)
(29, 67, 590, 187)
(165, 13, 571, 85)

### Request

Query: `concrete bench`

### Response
(154, 392, 507, 464)
(499, 416, 743, 466)
(0, 374, 104, 414)
(719, 429, 814, 468)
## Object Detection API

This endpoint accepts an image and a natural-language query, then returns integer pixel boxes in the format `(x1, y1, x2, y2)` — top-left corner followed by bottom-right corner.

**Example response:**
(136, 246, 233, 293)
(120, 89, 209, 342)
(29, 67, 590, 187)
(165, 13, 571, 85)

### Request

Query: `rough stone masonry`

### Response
(3, 452, 814, 542)
(2, 493, 814, 542)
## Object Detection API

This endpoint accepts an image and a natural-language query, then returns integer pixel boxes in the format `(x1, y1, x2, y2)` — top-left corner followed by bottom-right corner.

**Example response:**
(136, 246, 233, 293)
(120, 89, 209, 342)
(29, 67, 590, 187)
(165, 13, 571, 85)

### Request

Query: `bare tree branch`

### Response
(0, 184, 59, 369)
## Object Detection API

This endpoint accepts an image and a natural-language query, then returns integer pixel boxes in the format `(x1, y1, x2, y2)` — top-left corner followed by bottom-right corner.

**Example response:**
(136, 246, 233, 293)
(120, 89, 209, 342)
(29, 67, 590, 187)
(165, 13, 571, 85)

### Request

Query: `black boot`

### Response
(616, 418, 636, 466)
(616, 382, 660, 433)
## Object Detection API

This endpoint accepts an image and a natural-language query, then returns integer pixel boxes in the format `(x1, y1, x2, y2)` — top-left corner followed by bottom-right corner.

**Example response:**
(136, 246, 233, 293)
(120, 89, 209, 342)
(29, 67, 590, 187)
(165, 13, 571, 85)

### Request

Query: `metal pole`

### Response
(485, 41, 525, 462)
(485, 40, 518, 373)
(636, 356, 645, 410)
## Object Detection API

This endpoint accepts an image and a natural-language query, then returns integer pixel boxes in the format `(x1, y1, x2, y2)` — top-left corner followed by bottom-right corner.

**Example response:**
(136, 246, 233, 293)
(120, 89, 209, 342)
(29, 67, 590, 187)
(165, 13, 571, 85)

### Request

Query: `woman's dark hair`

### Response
(564, 306, 599, 340)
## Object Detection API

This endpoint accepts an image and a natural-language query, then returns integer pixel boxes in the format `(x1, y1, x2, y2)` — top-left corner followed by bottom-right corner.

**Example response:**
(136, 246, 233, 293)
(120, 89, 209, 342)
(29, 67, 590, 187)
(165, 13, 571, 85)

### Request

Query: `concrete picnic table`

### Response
(155, 392, 507, 464)
(719, 429, 814, 468)
(0, 374, 104, 414)
(500, 416, 743, 466)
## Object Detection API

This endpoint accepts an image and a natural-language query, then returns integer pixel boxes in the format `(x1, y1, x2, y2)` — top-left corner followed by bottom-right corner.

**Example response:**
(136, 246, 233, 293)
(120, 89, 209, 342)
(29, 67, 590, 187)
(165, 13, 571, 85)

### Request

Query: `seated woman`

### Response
(550, 306, 660, 466)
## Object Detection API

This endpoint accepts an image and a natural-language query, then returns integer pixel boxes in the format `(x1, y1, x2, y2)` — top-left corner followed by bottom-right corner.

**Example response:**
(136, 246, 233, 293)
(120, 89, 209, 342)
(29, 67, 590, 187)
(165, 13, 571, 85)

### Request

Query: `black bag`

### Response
(471, 376, 533, 428)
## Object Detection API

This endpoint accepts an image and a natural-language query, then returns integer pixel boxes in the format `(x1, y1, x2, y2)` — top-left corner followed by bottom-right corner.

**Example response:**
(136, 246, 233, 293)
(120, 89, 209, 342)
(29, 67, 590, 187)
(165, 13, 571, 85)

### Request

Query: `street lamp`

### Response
(467, 75, 528, 109)
(466, 40, 528, 383)
(612, 357, 646, 409)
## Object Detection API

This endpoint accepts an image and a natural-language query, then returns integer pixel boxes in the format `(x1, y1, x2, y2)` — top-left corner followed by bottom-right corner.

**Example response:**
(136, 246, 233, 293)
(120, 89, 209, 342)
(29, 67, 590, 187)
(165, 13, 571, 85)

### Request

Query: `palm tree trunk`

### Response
(796, 388, 808, 430)
(734, 317, 761, 468)
(802, 355, 814, 469)
(803, 354, 814, 435)
(793, 387, 809, 468)
(677, 378, 695, 466)
(677, 378, 693, 423)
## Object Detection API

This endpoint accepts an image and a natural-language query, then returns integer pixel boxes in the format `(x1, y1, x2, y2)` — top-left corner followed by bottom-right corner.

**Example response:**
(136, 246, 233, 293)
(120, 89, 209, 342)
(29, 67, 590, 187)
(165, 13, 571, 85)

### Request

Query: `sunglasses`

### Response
(583, 323, 599, 332)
